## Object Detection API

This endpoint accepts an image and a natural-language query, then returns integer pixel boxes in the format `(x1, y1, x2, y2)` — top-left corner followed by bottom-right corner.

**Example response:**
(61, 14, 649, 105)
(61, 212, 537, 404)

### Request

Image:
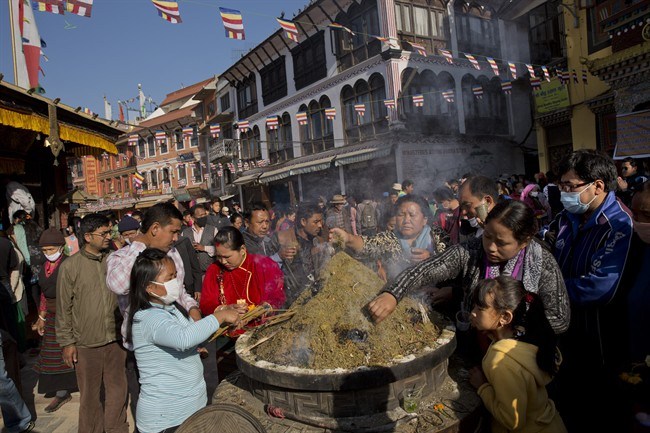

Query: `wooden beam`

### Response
(261, 45, 274, 62)
(295, 21, 309, 37)
(275, 34, 291, 51)
(268, 40, 283, 58)
(316, 4, 335, 23)
(234, 65, 249, 80)
(246, 57, 261, 74)
(253, 52, 267, 67)
(331, 0, 346, 15)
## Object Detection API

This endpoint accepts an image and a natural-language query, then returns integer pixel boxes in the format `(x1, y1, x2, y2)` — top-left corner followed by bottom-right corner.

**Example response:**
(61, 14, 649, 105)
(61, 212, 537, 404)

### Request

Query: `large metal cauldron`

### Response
(234, 325, 457, 431)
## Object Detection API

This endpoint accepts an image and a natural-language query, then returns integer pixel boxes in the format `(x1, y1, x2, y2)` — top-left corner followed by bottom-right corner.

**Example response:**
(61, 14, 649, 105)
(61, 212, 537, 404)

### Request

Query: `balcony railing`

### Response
(208, 139, 237, 161)
(598, 0, 649, 33)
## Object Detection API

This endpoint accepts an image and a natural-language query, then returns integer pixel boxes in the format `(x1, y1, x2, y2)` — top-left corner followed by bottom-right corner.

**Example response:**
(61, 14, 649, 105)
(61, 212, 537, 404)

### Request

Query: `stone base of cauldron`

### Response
(243, 359, 448, 420)
(213, 356, 484, 433)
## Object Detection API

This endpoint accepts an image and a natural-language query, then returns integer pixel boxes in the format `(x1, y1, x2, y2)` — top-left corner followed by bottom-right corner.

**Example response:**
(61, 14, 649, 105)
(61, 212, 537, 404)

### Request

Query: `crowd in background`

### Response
(0, 151, 648, 433)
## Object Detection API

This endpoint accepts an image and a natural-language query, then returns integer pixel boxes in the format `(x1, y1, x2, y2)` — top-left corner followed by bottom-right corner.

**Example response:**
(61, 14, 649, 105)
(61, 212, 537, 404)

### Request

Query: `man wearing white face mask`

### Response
(546, 150, 633, 433)
(458, 175, 500, 241)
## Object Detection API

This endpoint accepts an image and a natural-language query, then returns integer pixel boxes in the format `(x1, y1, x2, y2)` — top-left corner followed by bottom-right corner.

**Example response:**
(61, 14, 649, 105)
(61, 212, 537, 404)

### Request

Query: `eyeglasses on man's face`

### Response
(89, 230, 112, 238)
(558, 181, 593, 193)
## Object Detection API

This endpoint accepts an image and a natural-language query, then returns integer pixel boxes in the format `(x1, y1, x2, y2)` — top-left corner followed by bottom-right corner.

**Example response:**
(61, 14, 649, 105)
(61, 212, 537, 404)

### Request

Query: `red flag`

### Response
(119, 104, 125, 122)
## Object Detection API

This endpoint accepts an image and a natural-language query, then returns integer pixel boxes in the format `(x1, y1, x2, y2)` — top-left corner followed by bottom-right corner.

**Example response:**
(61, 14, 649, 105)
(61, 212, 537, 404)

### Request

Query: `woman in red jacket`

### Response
(200, 226, 285, 380)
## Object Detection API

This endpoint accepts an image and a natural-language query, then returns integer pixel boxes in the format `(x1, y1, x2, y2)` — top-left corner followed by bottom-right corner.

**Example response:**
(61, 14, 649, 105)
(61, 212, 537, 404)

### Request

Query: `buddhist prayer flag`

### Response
(325, 108, 336, 120)
(66, 0, 92, 17)
(133, 171, 144, 188)
(374, 36, 400, 49)
(329, 22, 355, 35)
(542, 66, 551, 82)
(237, 120, 250, 131)
(277, 18, 299, 42)
(155, 131, 167, 143)
(501, 80, 512, 94)
(219, 7, 245, 40)
(486, 57, 499, 76)
(410, 43, 427, 56)
(182, 127, 193, 137)
(472, 86, 483, 99)
(210, 124, 220, 138)
(557, 68, 570, 85)
(34, 0, 64, 15)
(439, 48, 453, 64)
(530, 76, 541, 90)
(384, 99, 396, 109)
(582, 69, 588, 84)
(442, 90, 455, 103)
(16, 0, 46, 92)
(296, 111, 308, 125)
(572, 69, 578, 84)
(526, 64, 536, 78)
(412, 94, 424, 107)
(508, 62, 517, 80)
(227, 162, 235, 172)
(354, 103, 366, 115)
(151, 1, 181, 24)
(465, 53, 480, 70)
(237, 160, 243, 170)
(266, 115, 279, 130)
(128, 135, 139, 146)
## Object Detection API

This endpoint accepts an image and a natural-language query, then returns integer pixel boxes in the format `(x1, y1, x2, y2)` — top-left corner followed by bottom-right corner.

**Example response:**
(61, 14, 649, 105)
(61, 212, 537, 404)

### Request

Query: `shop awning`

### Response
(232, 172, 262, 186)
(135, 200, 159, 209)
(334, 146, 392, 166)
(259, 156, 335, 183)
(57, 188, 100, 204)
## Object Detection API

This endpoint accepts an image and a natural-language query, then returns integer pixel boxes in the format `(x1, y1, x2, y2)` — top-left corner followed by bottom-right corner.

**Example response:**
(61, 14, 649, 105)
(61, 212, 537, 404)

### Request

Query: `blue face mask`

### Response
(560, 182, 595, 214)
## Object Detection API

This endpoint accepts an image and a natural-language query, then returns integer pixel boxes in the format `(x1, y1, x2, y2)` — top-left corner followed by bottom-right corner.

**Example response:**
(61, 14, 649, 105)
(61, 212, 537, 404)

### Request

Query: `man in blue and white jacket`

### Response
(546, 149, 633, 432)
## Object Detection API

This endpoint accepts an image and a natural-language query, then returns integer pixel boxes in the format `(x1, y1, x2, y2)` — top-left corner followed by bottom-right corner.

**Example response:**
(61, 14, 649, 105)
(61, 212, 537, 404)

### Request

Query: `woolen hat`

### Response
(330, 194, 346, 204)
(39, 228, 65, 247)
(117, 216, 140, 233)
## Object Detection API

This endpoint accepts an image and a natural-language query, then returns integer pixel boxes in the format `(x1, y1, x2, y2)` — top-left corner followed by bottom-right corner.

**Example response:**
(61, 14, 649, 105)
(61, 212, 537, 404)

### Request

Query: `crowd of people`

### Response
(0, 151, 648, 433)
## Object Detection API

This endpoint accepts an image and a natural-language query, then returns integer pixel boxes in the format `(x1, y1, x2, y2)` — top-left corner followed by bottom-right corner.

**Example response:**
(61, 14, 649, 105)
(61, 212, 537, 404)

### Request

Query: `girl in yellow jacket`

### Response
(468, 276, 567, 433)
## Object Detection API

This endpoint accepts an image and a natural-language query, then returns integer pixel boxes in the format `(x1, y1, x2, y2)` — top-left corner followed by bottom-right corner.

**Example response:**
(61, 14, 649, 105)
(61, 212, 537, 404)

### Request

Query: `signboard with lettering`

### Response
(614, 109, 650, 159)
(534, 79, 570, 116)
(85, 159, 98, 195)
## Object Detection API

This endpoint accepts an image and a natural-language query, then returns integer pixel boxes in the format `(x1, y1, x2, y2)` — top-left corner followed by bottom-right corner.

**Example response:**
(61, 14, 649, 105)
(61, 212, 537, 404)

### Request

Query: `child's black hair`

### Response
(472, 276, 559, 375)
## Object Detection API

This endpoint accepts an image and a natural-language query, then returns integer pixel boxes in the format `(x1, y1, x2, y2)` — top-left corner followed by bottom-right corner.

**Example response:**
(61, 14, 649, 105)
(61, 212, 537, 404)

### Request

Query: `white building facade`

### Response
(207, 0, 536, 205)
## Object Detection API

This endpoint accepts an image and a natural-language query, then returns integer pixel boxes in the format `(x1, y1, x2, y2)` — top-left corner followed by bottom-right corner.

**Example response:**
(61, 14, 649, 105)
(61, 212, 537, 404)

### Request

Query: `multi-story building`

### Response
(73, 78, 214, 213)
(206, 0, 540, 206)
(533, 0, 650, 172)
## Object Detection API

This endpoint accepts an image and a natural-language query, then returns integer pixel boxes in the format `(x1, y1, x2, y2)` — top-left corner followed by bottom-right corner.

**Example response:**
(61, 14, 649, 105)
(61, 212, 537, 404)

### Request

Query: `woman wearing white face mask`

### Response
(125, 248, 243, 433)
(35, 228, 77, 413)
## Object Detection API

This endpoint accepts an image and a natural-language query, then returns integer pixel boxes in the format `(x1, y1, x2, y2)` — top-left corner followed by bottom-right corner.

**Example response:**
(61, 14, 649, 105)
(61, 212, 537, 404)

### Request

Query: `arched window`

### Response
(300, 98, 335, 156)
(334, 0, 381, 71)
(400, 68, 457, 134)
(239, 126, 261, 165)
(268, 112, 294, 164)
(340, 76, 388, 144)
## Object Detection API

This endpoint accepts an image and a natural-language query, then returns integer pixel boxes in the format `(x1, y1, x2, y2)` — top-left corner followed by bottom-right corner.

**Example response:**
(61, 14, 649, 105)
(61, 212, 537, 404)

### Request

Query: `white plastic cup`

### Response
(455, 311, 471, 332)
